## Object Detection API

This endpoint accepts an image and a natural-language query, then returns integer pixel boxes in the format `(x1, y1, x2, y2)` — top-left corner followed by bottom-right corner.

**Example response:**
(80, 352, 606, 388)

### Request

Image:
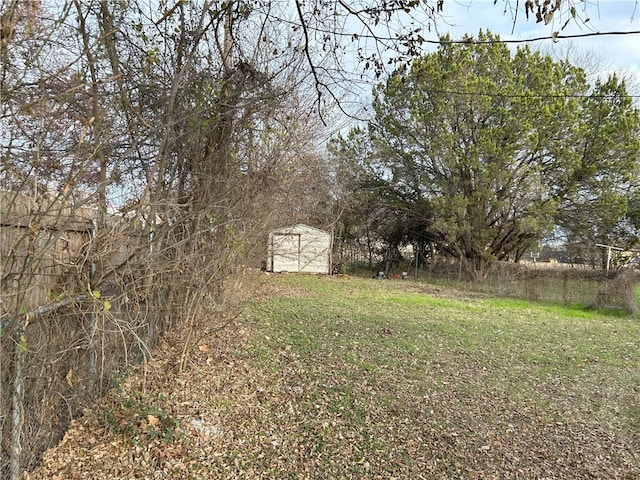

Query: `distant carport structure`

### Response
(268, 224, 332, 274)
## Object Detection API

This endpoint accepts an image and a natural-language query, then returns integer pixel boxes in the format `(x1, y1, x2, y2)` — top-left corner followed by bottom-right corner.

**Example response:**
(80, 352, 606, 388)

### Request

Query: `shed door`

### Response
(272, 233, 301, 272)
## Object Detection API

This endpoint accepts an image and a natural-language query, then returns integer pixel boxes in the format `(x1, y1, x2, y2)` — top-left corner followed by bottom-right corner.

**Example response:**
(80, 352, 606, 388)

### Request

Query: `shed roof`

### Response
(270, 223, 330, 235)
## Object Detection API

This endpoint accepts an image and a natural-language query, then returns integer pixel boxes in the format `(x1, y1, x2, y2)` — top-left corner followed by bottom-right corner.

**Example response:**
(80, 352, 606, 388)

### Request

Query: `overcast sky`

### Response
(436, 0, 640, 82)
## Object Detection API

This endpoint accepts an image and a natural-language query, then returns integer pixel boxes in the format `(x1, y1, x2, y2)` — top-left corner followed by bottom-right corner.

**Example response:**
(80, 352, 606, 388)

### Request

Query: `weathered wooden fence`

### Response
(0, 192, 165, 479)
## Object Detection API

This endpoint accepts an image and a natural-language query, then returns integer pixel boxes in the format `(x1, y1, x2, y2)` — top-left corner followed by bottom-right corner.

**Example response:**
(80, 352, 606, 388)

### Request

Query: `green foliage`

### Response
(18, 334, 28, 352)
(557, 75, 640, 248)
(628, 194, 640, 226)
(104, 391, 182, 444)
(331, 31, 640, 279)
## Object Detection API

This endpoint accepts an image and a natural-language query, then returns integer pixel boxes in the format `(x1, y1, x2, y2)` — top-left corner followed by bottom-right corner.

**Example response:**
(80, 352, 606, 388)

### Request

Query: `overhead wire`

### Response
(433, 30, 640, 44)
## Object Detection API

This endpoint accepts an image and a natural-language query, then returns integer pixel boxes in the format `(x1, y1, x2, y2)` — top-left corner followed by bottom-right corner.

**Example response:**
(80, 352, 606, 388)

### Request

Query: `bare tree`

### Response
(1, 1, 338, 476)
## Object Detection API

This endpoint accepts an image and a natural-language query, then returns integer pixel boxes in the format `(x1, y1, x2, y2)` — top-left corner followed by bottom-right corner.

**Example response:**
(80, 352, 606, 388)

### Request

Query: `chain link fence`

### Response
(340, 249, 639, 315)
(424, 260, 637, 313)
(0, 194, 172, 478)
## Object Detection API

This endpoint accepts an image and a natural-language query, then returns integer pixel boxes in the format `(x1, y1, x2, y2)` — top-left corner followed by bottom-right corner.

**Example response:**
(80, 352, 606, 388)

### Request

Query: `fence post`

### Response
(9, 319, 26, 480)
(595, 243, 624, 294)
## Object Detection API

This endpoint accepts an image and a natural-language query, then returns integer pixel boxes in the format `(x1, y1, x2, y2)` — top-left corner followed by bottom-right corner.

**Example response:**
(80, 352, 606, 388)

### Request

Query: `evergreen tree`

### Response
(331, 31, 640, 278)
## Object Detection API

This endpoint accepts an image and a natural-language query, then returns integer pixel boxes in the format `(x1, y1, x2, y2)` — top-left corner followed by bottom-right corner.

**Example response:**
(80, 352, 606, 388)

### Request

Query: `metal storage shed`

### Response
(268, 224, 332, 274)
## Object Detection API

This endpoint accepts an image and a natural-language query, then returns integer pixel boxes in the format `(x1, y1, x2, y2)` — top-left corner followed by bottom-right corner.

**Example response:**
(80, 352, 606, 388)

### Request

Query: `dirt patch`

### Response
(245, 273, 312, 302)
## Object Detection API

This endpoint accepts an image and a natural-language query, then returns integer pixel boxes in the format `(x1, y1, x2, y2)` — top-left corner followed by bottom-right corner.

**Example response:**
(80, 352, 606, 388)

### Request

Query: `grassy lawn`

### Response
(27, 273, 640, 479)
(238, 274, 640, 478)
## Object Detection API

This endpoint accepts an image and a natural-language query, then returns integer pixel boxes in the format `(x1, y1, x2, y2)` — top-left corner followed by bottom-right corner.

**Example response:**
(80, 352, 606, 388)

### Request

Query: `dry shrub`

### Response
(594, 269, 639, 315)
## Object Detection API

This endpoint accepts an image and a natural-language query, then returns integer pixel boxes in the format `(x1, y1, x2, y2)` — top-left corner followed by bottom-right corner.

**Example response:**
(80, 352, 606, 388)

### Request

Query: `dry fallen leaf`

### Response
(147, 414, 160, 427)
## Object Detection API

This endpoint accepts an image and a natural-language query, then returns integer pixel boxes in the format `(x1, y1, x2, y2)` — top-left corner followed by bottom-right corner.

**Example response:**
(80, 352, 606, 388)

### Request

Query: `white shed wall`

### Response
(268, 224, 331, 274)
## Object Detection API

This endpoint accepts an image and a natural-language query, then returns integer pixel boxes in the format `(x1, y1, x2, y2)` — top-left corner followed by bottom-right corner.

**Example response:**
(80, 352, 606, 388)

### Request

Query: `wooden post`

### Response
(595, 243, 623, 293)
